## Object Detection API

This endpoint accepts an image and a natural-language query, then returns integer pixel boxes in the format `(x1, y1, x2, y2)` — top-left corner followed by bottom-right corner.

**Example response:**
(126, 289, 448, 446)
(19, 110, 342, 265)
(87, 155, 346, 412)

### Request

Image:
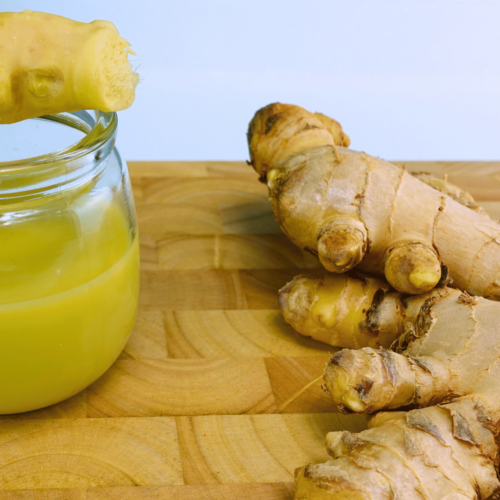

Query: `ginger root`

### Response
(247, 103, 500, 498)
(0, 10, 138, 124)
(247, 103, 500, 298)
(294, 276, 500, 499)
(279, 273, 405, 349)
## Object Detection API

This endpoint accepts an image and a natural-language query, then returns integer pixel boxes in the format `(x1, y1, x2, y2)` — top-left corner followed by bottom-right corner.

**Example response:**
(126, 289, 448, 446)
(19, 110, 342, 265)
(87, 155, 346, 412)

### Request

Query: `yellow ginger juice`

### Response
(0, 193, 139, 414)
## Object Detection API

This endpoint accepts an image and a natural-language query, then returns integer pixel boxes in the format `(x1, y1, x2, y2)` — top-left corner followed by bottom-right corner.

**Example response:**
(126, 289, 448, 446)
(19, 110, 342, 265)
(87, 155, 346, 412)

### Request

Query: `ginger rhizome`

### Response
(247, 103, 500, 298)
(293, 277, 500, 499)
(0, 10, 138, 124)
(247, 103, 500, 498)
(279, 273, 404, 349)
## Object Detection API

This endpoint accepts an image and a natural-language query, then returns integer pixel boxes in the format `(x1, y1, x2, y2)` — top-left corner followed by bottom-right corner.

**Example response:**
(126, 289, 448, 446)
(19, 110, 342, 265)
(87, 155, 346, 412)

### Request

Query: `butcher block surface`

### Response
(1, 160, 499, 499)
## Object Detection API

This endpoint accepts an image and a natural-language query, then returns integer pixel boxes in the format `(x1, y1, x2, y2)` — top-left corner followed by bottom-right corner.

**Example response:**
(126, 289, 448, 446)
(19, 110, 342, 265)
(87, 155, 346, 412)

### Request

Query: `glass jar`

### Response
(0, 110, 140, 414)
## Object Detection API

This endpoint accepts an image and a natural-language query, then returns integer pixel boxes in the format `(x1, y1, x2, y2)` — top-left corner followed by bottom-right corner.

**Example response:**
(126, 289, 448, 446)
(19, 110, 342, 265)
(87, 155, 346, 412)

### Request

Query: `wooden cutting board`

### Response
(1, 159, 499, 499)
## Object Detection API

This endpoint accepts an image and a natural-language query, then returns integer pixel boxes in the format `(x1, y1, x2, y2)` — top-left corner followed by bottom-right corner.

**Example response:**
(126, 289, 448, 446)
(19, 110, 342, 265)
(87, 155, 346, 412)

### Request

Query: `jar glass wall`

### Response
(0, 111, 139, 414)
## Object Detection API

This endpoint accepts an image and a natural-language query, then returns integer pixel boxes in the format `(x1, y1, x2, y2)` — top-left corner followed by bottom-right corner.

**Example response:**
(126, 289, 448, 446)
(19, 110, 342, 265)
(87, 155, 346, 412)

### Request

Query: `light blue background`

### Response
(2, 0, 499, 161)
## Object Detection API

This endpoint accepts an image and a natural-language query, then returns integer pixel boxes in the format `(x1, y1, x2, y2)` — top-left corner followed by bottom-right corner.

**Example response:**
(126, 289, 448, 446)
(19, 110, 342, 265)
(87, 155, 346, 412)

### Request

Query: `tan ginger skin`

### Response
(293, 279, 500, 499)
(0, 10, 138, 124)
(279, 273, 401, 349)
(247, 103, 500, 298)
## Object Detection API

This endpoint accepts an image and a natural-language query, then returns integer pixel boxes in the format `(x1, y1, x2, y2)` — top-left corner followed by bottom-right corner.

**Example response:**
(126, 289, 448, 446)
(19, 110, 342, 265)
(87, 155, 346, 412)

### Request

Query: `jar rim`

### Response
(0, 110, 117, 170)
(0, 111, 118, 201)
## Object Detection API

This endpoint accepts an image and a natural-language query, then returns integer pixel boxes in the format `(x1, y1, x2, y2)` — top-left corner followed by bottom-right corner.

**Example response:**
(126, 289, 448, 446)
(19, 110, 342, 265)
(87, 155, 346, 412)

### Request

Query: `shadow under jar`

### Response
(0, 111, 139, 414)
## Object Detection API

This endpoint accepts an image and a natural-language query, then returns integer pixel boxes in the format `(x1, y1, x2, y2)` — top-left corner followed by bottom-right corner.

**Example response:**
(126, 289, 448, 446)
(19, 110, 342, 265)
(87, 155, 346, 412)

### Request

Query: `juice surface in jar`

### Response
(0, 191, 139, 414)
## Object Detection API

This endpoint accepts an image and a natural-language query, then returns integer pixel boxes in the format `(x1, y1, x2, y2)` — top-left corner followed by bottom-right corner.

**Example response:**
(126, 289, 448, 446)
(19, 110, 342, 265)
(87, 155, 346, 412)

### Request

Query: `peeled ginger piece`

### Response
(0, 10, 139, 124)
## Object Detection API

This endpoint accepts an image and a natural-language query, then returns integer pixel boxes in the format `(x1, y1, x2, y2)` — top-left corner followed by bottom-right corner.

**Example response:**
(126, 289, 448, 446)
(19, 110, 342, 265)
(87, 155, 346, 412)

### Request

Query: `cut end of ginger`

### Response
(91, 20, 139, 112)
(0, 10, 139, 124)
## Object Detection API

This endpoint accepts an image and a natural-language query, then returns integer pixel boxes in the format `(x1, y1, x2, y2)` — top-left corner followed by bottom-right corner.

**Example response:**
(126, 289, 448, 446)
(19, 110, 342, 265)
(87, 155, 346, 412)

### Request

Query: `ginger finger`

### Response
(317, 218, 368, 273)
(324, 347, 449, 413)
(0, 10, 138, 124)
(279, 273, 401, 349)
(383, 240, 442, 294)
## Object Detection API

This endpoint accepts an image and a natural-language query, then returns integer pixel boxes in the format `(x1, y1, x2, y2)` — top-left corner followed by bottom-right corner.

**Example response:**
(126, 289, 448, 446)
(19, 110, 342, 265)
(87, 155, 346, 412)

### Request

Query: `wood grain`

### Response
(177, 413, 368, 485)
(0, 418, 182, 490)
(139, 270, 247, 310)
(137, 203, 224, 237)
(239, 270, 303, 309)
(119, 310, 168, 360)
(164, 310, 331, 359)
(2, 160, 499, 497)
(87, 359, 276, 417)
(0, 490, 86, 499)
(87, 484, 295, 500)
(155, 234, 320, 270)
(220, 201, 282, 234)
(1, 484, 295, 500)
(140, 177, 266, 207)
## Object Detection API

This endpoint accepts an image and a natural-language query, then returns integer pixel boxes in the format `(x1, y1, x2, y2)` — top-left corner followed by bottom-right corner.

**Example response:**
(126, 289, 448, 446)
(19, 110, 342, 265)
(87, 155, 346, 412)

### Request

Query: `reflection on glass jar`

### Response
(0, 110, 140, 414)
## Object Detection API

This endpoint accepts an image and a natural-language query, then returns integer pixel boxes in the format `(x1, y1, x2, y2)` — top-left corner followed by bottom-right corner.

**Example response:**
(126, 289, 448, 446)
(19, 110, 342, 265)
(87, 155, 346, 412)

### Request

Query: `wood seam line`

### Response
(174, 416, 189, 486)
(214, 234, 220, 269)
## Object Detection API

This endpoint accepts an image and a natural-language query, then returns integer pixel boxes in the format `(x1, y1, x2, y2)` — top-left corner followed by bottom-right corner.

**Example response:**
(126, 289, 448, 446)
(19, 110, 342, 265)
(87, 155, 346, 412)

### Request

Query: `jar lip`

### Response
(0, 110, 117, 170)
